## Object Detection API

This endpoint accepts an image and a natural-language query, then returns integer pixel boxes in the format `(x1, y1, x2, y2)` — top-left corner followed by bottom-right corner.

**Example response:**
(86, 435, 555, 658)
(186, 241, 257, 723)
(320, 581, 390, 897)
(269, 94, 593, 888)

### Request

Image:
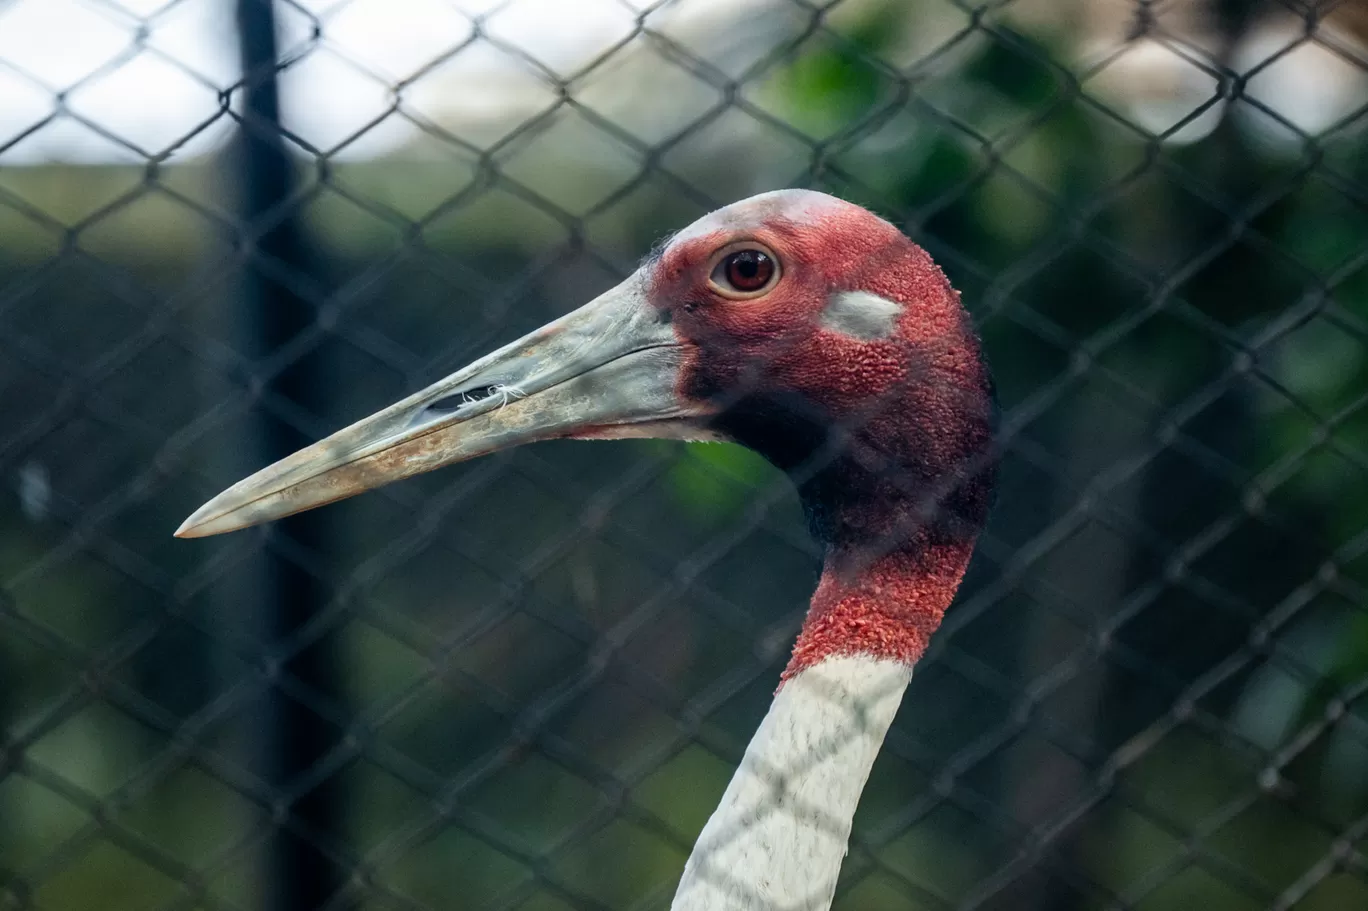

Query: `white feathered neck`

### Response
(670, 655, 912, 910)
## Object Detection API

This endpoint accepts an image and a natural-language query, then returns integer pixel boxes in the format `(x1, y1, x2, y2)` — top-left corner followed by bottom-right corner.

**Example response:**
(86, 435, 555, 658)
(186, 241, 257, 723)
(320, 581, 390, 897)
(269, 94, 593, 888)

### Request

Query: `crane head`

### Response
(177, 190, 995, 551)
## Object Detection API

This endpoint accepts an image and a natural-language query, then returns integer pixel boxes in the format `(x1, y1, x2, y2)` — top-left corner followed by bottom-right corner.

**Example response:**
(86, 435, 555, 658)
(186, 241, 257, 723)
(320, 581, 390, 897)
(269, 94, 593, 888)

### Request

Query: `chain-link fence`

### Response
(2, 0, 1367, 909)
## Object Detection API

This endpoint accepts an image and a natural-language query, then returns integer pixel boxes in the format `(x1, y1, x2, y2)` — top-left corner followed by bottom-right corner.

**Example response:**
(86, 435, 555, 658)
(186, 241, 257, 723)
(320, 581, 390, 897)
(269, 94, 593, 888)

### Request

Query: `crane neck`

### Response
(784, 535, 977, 681)
(670, 537, 976, 910)
(670, 654, 911, 911)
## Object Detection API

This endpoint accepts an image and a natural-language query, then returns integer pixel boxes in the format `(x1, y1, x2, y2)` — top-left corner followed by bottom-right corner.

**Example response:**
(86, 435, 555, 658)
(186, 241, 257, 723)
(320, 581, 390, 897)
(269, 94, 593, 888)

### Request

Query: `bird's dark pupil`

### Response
(728, 250, 771, 290)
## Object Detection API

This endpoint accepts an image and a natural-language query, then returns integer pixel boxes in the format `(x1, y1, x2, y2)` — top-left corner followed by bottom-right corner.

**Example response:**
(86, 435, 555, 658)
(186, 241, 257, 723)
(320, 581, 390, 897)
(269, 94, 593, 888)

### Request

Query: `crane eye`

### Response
(708, 243, 780, 299)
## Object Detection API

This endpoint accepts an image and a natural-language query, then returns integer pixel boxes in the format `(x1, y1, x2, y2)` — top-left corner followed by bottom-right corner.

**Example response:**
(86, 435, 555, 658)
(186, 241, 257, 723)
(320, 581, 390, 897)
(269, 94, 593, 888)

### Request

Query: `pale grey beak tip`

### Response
(174, 497, 240, 539)
(173, 509, 215, 539)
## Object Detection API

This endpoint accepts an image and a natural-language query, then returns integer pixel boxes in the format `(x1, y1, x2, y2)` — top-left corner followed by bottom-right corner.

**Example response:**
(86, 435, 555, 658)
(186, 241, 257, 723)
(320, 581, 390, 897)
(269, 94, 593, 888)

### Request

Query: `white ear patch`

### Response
(818, 290, 902, 340)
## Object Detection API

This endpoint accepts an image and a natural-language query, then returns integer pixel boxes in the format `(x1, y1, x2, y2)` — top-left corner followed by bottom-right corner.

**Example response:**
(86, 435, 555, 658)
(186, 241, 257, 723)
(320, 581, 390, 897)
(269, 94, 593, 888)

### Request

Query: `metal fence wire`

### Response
(2, 0, 1368, 909)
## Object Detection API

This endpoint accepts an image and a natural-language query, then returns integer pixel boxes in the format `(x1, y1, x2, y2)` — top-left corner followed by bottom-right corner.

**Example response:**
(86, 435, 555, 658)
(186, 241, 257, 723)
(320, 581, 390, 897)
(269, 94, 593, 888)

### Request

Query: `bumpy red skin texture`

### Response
(783, 536, 975, 681)
(648, 194, 995, 683)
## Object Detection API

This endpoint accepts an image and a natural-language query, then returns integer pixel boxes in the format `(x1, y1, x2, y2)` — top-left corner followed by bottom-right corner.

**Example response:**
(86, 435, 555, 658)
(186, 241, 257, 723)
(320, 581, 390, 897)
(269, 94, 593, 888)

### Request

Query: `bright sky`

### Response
(0, 0, 1363, 163)
(0, 0, 740, 163)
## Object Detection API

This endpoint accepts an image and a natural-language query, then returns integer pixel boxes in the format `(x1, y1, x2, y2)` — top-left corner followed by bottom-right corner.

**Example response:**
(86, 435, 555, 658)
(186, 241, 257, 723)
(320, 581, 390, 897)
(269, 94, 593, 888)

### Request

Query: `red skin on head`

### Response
(648, 193, 996, 680)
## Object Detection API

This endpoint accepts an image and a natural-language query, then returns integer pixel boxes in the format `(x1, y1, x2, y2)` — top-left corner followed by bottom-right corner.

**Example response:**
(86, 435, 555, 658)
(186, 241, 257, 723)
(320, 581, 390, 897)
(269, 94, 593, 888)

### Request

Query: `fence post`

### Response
(233, 2, 343, 909)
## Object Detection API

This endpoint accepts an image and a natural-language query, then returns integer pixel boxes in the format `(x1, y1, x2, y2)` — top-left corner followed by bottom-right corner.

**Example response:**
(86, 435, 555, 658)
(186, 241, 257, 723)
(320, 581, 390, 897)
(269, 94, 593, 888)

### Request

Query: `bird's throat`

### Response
(671, 654, 912, 911)
(781, 535, 976, 682)
(670, 541, 975, 910)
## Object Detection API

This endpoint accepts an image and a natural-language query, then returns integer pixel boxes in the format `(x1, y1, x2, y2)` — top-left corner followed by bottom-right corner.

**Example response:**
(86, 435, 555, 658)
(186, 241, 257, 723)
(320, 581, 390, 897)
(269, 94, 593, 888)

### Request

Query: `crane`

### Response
(177, 189, 998, 911)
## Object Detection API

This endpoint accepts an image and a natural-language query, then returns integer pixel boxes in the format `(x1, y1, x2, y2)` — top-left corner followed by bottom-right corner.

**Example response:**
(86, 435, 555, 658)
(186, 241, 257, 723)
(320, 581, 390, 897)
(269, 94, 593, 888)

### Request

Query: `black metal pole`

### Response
(233, 2, 342, 909)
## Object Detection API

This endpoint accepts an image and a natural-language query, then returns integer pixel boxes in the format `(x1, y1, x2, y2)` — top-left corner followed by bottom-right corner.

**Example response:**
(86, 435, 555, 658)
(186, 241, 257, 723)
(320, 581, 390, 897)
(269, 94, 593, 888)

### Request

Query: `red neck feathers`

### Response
(781, 534, 976, 681)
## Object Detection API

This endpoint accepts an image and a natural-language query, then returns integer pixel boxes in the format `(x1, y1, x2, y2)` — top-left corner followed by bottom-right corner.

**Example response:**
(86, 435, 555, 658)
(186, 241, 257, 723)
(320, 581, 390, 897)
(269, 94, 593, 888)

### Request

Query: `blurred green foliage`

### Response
(2, 1, 1367, 910)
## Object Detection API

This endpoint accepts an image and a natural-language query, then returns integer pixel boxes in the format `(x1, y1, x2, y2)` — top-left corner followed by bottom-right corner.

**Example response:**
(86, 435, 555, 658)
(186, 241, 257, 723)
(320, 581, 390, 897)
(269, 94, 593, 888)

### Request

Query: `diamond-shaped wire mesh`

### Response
(2, 0, 1367, 909)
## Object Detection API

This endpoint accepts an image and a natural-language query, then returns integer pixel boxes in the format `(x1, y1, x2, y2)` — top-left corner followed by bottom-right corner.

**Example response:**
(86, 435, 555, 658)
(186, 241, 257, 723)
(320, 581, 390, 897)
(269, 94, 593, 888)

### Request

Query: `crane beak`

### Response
(175, 273, 707, 538)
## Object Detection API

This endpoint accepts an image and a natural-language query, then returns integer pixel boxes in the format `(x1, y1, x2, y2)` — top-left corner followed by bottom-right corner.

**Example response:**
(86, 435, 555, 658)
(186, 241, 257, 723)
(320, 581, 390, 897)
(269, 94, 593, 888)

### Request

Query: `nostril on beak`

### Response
(418, 384, 511, 423)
